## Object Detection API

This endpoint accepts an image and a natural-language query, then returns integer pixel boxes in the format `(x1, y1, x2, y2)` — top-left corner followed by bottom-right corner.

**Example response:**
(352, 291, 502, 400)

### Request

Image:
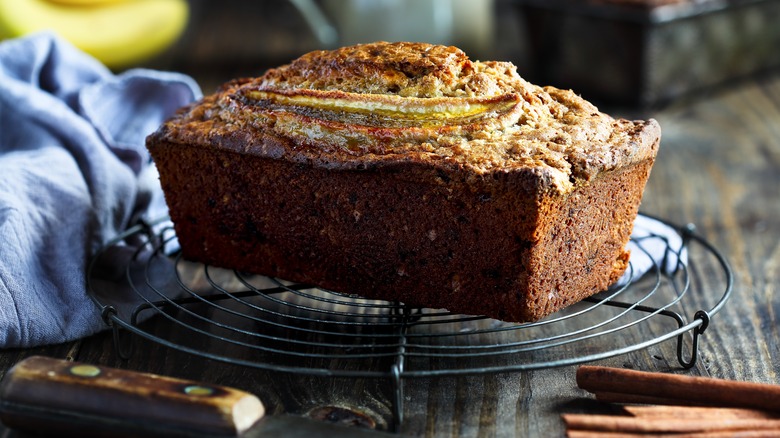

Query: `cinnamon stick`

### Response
(622, 405, 780, 420)
(562, 414, 780, 433)
(577, 366, 780, 412)
(590, 390, 705, 407)
(567, 430, 780, 438)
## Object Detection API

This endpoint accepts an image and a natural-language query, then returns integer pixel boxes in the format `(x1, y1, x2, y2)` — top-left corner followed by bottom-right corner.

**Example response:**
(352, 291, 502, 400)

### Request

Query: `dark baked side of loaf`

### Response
(148, 140, 653, 322)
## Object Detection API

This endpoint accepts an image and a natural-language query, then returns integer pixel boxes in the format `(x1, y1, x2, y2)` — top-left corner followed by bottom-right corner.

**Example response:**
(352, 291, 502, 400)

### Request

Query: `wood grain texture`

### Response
(641, 76, 780, 387)
(2, 57, 780, 438)
(0, 356, 265, 436)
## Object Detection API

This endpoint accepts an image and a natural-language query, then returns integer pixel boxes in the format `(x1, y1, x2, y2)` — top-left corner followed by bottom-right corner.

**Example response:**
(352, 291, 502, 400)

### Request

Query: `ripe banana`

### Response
(0, 0, 188, 69)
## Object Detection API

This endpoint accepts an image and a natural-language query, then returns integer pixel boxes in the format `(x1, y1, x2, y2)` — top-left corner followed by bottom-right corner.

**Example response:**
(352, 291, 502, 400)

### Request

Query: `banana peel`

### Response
(0, 0, 188, 69)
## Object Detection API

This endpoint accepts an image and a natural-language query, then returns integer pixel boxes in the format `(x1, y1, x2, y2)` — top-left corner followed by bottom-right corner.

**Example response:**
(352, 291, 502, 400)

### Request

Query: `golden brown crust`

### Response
(153, 42, 659, 194)
(147, 42, 661, 322)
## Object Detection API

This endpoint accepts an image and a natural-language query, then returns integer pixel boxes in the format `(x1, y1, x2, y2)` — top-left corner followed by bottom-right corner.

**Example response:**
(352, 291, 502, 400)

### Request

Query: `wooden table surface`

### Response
(2, 62, 779, 438)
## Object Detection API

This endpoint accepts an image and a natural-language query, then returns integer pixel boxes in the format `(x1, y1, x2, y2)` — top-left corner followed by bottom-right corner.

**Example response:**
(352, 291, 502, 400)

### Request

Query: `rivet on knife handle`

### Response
(0, 356, 265, 437)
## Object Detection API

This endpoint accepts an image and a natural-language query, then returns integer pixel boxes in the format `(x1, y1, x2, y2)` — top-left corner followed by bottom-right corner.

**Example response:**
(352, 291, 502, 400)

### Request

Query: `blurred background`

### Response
(2, 0, 779, 107)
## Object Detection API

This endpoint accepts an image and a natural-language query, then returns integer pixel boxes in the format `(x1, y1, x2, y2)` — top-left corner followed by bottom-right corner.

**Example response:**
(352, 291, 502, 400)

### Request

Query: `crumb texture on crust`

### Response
(154, 42, 659, 193)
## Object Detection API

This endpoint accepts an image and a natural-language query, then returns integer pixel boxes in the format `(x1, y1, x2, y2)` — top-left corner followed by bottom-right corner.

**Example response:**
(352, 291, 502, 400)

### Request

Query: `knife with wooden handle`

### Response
(0, 356, 389, 437)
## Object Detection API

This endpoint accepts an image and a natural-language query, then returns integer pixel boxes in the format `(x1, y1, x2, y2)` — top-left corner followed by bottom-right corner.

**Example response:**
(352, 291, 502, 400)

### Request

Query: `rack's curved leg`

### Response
(677, 310, 710, 369)
(102, 306, 134, 360)
(390, 363, 404, 433)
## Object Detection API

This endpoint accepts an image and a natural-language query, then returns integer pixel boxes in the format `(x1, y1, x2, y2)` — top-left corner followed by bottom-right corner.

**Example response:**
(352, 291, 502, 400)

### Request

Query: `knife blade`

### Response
(0, 356, 389, 437)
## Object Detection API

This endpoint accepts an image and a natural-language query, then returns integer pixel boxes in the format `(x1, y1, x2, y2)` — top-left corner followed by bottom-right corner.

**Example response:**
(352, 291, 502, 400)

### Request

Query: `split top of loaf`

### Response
(157, 41, 659, 194)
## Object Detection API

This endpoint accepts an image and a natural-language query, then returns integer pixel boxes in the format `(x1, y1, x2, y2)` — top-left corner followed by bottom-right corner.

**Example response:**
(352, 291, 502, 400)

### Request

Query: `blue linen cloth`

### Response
(618, 214, 687, 286)
(0, 32, 200, 348)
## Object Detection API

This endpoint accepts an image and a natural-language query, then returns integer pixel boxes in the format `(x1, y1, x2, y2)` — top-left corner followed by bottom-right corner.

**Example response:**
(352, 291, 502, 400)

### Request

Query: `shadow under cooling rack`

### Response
(87, 214, 732, 381)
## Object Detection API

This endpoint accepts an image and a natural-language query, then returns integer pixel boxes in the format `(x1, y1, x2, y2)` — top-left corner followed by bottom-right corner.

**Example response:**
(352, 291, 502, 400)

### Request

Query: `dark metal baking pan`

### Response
(516, 0, 780, 106)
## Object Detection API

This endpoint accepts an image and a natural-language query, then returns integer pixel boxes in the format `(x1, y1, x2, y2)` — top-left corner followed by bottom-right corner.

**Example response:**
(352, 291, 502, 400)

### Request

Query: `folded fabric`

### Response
(0, 32, 200, 348)
(617, 214, 688, 286)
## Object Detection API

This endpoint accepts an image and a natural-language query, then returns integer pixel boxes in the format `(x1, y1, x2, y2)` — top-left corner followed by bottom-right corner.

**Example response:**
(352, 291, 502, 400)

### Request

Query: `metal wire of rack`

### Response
(86, 214, 732, 432)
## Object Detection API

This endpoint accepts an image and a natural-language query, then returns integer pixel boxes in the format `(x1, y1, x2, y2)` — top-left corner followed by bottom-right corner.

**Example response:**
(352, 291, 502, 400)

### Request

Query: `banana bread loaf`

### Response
(146, 42, 660, 322)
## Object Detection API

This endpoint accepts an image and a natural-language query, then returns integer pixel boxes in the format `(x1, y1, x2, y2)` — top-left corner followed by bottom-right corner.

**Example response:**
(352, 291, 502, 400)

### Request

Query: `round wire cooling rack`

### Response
(87, 213, 732, 431)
